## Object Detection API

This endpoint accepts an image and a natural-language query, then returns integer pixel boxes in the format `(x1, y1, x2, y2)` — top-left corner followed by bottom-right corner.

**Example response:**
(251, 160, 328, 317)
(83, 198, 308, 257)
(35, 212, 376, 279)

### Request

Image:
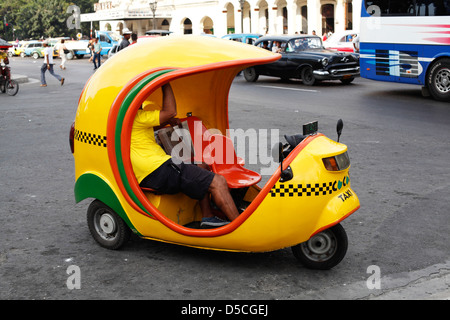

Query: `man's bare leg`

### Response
(199, 194, 214, 218)
(208, 174, 239, 221)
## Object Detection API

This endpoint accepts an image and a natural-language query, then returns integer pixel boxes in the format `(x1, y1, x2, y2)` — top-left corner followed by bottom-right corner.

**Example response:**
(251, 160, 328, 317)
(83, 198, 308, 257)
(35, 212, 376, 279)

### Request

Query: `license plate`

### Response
(342, 75, 352, 79)
(303, 121, 318, 135)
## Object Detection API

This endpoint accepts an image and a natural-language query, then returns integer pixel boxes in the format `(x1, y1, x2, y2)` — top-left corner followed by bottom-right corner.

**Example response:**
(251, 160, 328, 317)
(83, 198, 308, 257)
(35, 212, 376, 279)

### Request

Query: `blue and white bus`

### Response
(360, 0, 450, 101)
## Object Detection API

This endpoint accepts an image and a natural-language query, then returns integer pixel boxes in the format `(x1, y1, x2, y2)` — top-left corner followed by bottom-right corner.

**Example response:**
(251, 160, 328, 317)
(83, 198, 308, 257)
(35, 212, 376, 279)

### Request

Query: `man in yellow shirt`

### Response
(131, 83, 239, 227)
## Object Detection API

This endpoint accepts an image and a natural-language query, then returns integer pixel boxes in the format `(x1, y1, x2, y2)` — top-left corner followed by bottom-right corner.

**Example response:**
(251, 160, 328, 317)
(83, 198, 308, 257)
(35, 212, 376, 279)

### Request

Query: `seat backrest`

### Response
(204, 134, 239, 168)
(179, 115, 213, 164)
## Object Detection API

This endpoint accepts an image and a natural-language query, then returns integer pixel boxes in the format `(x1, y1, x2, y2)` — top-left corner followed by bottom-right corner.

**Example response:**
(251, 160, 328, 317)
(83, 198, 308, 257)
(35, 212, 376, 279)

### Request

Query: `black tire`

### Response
(243, 67, 259, 82)
(87, 200, 131, 250)
(32, 52, 40, 59)
(301, 66, 316, 86)
(427, 58, 450, 102)
(340, 77, 355, 85)
(6, 80, 19, 96)
(292, 223, 348, 270)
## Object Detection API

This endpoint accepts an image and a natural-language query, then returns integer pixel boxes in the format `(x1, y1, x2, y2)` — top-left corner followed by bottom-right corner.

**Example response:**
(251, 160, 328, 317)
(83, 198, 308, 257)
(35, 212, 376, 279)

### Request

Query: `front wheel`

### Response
(301, 66, 316, 86)
(340, 77, 355, 85)
(427, 58, 450, 102)
(243, 67, 259, 82)
(292, 223, 348, 270)
(87, 200, 131, 250)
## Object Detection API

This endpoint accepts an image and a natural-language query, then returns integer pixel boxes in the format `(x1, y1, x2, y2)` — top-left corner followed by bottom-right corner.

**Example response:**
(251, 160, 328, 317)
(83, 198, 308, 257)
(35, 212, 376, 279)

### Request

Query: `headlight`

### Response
(323, 152, 350, 171)
(321, 58, 329, 67)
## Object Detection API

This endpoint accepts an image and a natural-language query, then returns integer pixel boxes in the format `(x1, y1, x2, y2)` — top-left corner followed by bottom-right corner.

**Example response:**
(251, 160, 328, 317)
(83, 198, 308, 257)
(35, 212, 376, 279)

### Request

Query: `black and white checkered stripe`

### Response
(270, 182, 334, 197)
(74, 129, 107, 148)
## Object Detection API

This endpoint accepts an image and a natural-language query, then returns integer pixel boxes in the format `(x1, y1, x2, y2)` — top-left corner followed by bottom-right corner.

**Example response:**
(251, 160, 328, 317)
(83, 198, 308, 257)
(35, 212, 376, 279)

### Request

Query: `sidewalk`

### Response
(11, 74, 29, 84)
(288, 261, 450, 300)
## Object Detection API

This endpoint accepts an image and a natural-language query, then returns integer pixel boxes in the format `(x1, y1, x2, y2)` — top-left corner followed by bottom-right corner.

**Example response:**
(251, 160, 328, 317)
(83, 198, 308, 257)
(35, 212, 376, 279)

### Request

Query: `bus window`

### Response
(366, 0, 450, 16)
(416, 0, 450, 15)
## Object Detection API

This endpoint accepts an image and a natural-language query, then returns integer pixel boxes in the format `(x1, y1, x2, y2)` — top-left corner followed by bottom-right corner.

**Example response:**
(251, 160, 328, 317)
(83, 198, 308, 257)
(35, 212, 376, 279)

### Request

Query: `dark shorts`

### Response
(140, 159, 215, 200)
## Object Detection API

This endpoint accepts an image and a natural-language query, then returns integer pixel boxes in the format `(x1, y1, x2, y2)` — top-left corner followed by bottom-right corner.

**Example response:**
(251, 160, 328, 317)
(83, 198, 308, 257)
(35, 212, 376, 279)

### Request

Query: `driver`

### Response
(0, 49, 10, 80)
(130, 82, 240, 227)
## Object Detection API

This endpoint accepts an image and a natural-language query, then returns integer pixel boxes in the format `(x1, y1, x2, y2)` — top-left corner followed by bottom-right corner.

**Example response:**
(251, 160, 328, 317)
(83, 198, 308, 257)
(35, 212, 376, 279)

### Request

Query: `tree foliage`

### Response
(0, 0, 96, 40)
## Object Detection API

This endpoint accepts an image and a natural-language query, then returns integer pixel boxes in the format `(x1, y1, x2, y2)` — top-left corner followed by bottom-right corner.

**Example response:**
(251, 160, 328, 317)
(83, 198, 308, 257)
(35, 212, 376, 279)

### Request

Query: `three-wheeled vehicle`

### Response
(71, 36, 360, 269)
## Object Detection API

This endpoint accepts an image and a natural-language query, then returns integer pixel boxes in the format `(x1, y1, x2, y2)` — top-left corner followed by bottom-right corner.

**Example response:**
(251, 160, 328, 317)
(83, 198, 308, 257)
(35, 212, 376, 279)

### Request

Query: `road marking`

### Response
(257, 85, 319, 93)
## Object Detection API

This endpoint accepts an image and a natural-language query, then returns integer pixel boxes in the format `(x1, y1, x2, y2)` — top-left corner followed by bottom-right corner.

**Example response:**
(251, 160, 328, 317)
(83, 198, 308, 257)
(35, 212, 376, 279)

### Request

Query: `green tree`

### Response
(1, 0, 96, 40)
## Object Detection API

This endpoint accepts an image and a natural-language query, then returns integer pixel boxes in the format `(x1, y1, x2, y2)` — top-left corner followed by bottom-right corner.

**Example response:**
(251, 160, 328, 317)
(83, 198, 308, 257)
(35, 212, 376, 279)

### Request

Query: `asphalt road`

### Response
(1, 55, 449, 302)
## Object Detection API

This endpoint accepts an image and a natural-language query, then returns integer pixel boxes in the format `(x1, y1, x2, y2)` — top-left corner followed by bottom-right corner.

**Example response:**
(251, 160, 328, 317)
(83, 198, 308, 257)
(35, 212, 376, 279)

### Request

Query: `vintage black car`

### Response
(243, 35, 360, 85)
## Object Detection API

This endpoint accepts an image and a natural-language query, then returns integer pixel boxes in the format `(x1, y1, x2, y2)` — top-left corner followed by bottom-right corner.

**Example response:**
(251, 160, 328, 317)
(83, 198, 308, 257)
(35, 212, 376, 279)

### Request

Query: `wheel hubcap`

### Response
(100, 214, 116, 234)
(300, 230, 337, 262)
(435, 68, 450, 93)
(94, 212, 117, 241)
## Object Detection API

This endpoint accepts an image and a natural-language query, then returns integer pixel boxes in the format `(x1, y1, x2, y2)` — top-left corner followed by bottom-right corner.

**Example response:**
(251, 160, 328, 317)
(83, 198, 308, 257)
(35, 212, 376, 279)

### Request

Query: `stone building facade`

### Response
(81, 0, 361, 37)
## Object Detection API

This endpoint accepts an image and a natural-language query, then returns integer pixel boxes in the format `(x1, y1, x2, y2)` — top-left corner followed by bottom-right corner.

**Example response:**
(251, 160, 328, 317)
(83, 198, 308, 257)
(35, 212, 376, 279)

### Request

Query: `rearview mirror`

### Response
(271, 142, 283, 163)
(337, 119, 343, 142)
(272, 142, 293, 182)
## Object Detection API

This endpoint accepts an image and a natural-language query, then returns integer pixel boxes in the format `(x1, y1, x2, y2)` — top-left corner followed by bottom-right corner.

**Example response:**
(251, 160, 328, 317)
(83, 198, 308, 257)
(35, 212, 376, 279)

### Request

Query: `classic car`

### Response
(145, 29, 173, 36)
(21, 41, 44, 59)
(7, 42, 22, 57)
(222, 33, 262, 45)
(244, 35, 360, 85)
(324, 30, 359, 53)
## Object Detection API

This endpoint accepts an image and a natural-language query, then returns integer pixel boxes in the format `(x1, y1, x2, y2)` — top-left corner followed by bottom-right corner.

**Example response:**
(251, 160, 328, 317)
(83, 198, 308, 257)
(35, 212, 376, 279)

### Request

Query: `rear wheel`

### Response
(32, 52, 40, 59)
(6, 80, 19, 96)
(301, 66, 316, 86)
(66, 51, 74, 60)
(87, 200, 131, 250)
(427, 58, 450, 102)
(243, 67, 259, 82)
(292, 223, 348, 270)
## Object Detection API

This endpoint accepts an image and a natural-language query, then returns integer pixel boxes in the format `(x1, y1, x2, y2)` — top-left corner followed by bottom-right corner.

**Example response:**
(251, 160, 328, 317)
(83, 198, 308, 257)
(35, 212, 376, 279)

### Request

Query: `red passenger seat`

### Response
(155, 114, 259, 189)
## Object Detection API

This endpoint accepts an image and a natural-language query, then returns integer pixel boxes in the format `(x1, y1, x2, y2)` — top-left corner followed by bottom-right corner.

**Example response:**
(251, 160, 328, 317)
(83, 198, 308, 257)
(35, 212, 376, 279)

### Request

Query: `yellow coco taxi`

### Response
(71, 36, 360, 269)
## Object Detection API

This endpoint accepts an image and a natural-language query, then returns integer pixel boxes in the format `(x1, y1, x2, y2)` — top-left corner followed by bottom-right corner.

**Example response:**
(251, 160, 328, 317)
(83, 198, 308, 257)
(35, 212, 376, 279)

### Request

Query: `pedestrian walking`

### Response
(40, 42, 64, 87)
(88, 38, 95, 61)
(352, 34, 360, 53)
(93, 38, 102, 70)
(59, 39, 68, 70)
(118, 28, 132, 51)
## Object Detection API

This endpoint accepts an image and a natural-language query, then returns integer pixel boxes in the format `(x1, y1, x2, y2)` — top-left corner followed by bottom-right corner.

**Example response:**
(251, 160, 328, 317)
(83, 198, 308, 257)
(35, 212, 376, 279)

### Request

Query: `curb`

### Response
(11, 74, 29, 84)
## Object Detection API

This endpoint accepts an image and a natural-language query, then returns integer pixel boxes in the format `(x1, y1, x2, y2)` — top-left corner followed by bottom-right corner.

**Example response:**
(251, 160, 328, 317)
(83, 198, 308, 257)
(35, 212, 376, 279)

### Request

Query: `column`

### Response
(335, 0, 345, 33)
(286, 0, 296, 34)
(216, 8, 228, 36)
(352, 0, 362, 31)
(252, 8, 260, 34)
(236, 5, 243, 33)
(307, 0, 319, 35)
(268, 1, 278, 34)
